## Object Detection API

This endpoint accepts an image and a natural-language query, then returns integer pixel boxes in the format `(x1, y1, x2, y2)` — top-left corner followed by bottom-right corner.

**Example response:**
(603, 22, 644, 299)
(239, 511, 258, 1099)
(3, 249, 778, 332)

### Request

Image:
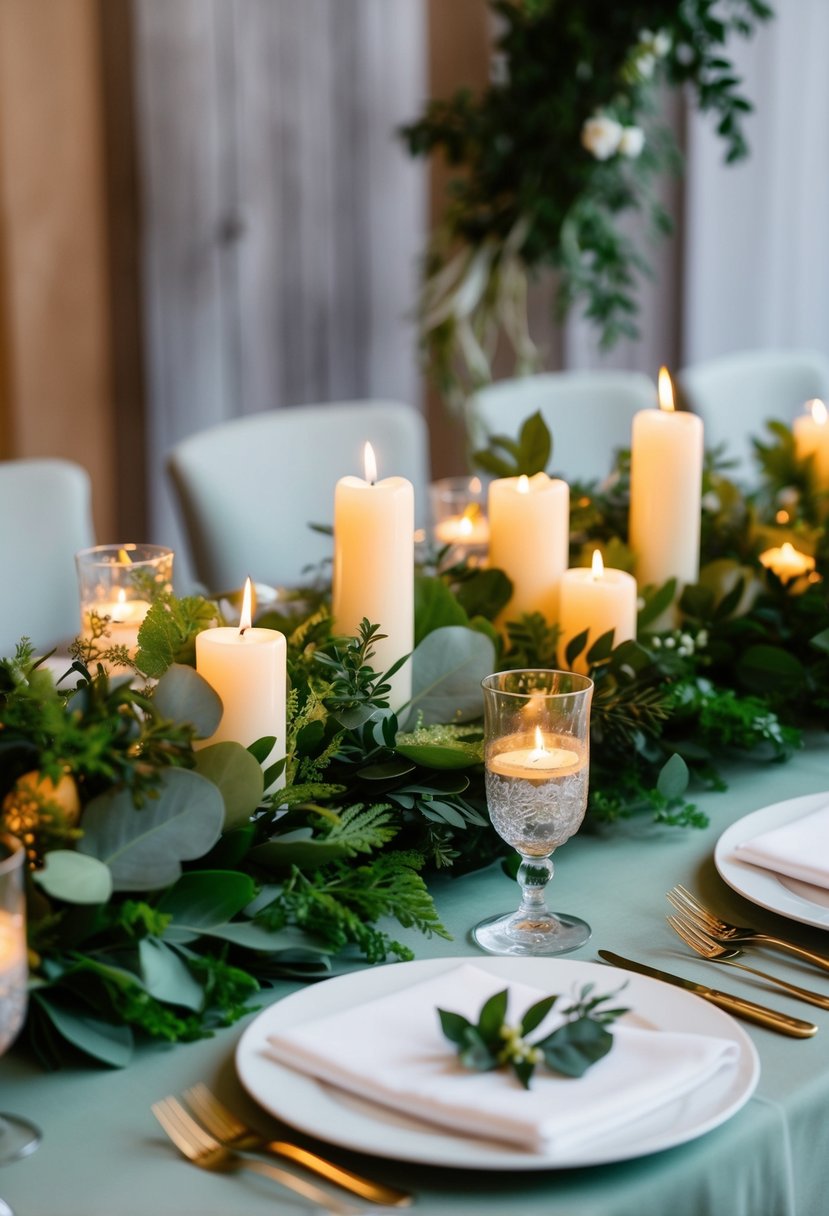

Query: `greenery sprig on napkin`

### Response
(439, 983, 629, 1089)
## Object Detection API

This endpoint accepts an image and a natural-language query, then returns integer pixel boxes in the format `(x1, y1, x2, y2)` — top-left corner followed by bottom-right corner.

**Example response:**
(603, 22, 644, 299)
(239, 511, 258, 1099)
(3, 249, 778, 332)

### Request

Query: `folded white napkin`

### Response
(736, 802, 829, 888)
(265, 963, 739, 1153)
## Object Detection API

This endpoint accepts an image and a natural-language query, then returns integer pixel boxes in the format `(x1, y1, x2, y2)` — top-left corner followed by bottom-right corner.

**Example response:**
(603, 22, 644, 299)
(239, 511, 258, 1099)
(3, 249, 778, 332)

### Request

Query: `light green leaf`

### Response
(194, 741, 265, 829)
(656, 753, 690, 801)
(139, 939, 204, 1011)
(32, 850, 113, 905)
(77, 769, 224, 890)
(395, 742, 481, 770)
(407, 626, 495, 725)
(153, 662, 222, 739)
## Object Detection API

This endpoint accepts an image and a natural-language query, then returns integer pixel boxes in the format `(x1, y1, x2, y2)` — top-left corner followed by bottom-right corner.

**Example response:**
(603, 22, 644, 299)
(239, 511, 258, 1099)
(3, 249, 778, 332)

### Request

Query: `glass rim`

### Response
(481, 668, 594, 699)
(0, 833, 25, 875)
(75, 543, 174, 564)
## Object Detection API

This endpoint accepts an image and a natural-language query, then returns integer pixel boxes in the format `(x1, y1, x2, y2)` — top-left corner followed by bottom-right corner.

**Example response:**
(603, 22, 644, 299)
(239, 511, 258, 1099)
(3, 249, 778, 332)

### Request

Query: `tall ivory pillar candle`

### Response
(793, 399, 829, 493)
(195, 579, 287, 782)
(629, 367, 704, 597)
(332, 443, 414, 711)
(488, 472, 570, 625)
(558, 550, 637, 674)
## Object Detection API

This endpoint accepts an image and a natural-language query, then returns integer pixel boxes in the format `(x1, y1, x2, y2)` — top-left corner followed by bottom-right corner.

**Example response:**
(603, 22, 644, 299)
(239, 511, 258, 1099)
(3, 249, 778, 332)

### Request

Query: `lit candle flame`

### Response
(657, 366, 675, 413)
(591, 549, 604, 579)
(469, 476, 482, 494)
(517, 474, 530, 494)
(808, 398, 828, 426)
(458, 513, 474, 538)
(116, 588, 127, 606)
(363, 442, 378, 485)
(528, 725, 548, 764)
(239, 577, 254, 634)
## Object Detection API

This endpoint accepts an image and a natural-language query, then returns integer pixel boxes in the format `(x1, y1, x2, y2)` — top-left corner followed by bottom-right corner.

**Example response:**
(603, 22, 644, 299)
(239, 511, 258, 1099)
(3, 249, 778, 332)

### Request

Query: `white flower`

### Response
(618, 126, 645, 158)
(653, 30, 671, 58)
(581, 115, 623, 161)
(635, 52, 656, 80)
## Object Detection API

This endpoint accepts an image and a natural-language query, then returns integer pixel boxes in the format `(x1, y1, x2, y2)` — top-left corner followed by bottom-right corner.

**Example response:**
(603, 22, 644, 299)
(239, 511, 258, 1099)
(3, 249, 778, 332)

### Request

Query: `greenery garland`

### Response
(400, 0, 773, 404)
(2, 414, 826, 1069)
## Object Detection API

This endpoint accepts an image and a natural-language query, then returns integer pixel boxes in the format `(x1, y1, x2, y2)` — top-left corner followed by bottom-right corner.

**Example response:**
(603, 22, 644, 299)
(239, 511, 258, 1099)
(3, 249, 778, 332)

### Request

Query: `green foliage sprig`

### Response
(439, 983, 628, 1089)
(401, 0, 773, 403)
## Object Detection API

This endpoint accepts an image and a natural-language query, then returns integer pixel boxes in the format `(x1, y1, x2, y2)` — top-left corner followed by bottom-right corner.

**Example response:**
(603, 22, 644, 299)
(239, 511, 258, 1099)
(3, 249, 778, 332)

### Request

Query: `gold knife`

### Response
(598, 950, 818, 1038)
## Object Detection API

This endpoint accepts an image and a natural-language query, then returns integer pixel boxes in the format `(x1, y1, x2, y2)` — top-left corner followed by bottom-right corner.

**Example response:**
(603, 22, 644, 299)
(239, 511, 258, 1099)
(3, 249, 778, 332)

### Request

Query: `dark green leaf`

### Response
(539, 1018, 613, 1078)
(519, 994, 557, 1036)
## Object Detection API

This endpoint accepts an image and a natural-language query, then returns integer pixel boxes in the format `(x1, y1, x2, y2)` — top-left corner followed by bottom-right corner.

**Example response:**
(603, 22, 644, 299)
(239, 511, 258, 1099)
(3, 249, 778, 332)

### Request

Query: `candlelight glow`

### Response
(808, 398, 828, 426)
(530, 725, 547, 759)
(657, 366, 675, 412)
(591, 549, 604, 579)
(239, 577, 254, 634)
(363, 442, 378, 484)
(469, 476, 482, 494)
(759, 542, 816, 582)
(517, 474, 530, 494)
(116, 588, 127, 607)
(458, 513, 474, 538)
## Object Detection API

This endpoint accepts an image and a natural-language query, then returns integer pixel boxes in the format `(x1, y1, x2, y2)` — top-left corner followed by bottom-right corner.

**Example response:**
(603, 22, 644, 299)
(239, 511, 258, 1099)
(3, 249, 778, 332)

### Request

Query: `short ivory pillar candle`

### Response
(558, 550, 637, 674)
(629, 367, 704, 597)
(793, 399, 829, 493)
(195, 578, 287, 781)
(488, 472, 570, 625)
(332, 442, 414, 712)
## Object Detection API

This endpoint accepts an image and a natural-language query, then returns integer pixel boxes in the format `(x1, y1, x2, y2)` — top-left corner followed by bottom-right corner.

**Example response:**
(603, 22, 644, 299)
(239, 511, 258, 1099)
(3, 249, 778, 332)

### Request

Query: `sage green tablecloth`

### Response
(3, 743, 829, 1216)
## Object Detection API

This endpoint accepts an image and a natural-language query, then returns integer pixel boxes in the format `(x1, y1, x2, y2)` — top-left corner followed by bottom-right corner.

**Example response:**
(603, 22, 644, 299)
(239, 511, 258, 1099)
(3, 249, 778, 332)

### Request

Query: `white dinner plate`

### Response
(715, 790, 829, 930)
(235, 956, 758, 1170)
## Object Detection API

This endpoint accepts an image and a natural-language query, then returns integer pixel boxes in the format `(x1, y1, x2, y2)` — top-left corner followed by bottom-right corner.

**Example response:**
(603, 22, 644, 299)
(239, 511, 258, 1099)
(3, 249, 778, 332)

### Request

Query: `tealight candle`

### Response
(488, 726, 583, 782)
(332, 443, 414, 711)
(75, 543, 174, 668)
(488, 472, 569, 625)
(758, 541, 816, 583)
(628, 367, 703, 603)
(793, 399, 829, 493)
(558, 550, 637, 673)
(195, 578, 287, 780)
(433, 503, 490, 548)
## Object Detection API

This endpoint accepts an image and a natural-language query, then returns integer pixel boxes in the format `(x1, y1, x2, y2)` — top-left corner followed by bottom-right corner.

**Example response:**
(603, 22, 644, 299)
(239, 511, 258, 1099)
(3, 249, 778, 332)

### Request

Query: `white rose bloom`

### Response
(618, 125, 645, 158)
(581, 115, 623, 161)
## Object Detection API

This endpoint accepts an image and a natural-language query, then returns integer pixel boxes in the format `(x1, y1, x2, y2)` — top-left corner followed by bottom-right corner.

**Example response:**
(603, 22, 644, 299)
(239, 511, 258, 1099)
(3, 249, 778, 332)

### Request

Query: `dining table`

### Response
(2, 734, 828, 1216)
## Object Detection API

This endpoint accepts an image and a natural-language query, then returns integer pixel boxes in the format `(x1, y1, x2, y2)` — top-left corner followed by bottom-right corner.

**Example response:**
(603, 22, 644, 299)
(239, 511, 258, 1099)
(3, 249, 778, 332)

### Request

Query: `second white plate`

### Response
(235, 955, 758, 1170)
(715, 790, 829, 929)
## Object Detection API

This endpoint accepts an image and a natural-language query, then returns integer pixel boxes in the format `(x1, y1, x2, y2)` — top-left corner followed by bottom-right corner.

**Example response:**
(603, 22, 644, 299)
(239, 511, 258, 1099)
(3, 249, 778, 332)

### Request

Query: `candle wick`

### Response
(239, 623, 248, 637)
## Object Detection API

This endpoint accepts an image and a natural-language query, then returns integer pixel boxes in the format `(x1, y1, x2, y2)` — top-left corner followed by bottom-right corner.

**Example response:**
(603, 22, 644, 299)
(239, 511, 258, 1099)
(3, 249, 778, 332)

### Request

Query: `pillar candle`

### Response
(332, 443, 414, 711)
(629, 367, 704, 596)
(488, 472, 569, 625)
(195, 579, 287, 781)
(558, 550, 637, 673)
(793, 399, 829, 492)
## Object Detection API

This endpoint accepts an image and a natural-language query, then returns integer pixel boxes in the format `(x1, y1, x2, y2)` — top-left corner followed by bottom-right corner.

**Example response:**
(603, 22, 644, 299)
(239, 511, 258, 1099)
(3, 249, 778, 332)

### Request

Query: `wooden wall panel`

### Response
(0, 0, 115, 540)
(133, 0, 427, 580)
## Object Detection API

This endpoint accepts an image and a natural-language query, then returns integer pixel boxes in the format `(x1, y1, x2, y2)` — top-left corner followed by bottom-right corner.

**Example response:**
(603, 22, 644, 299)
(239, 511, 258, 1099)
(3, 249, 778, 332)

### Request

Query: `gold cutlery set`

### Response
(152, 1084, 412, 1211)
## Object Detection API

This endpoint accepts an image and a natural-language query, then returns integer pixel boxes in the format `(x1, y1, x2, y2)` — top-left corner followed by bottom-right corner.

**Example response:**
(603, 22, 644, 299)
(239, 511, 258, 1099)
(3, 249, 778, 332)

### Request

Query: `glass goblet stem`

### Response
(513, 854, 556, 933)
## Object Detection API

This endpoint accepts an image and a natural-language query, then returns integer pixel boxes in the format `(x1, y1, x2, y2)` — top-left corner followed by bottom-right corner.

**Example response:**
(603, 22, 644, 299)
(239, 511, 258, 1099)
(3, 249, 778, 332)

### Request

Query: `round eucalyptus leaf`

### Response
(32, 850, 113, 905)
(407, 626, 495, 726)
(153, 663, 223, 739)
(194, 741, 265, 828)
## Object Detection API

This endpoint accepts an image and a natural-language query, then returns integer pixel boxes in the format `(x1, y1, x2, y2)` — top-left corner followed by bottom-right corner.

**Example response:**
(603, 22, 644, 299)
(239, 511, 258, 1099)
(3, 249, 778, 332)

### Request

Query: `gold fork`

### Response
(151, 1096, 357, 1215)
(667, 912, 829, 1009)
(666, 884, 829, 973)
(183, 1083, 412, 1208)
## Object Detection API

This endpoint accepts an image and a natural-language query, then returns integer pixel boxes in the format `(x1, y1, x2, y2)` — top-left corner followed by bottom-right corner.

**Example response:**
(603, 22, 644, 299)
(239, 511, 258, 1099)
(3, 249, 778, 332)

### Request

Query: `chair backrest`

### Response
(0, 458, 95, 655)
(678, 348, 829, 479)
(466, 371, 657, 483)
(167, 400, 430, 590)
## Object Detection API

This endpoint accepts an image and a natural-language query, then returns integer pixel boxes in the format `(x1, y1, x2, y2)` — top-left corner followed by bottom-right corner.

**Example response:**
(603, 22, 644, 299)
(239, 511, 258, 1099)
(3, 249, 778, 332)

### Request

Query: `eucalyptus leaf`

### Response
(656, 753, 690, 801)
(139, 939, 205, 1011)
(32, 850, 113, 905)
(194, 740, 265, 829)
(407, 626, 495, 725)
(77, 769, 225, 891)
(32, 993, 133, 1068)
(153, 662, 222, 739)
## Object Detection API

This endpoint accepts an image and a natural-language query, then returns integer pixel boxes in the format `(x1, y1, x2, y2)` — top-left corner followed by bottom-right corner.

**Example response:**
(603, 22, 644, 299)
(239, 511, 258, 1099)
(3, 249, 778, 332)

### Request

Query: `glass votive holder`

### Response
(75, 543, 174, 660)
(429, 476, 489, 556)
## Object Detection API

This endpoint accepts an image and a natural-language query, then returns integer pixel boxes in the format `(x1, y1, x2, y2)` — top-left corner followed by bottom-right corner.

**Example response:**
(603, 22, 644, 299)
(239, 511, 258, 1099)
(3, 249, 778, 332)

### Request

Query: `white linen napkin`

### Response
(736, 802, 829, 888)
(264, 963, 739, 1153)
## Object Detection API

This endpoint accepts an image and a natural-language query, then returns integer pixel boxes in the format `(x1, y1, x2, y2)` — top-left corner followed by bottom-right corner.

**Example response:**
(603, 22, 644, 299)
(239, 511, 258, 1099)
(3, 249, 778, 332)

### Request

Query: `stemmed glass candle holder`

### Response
(75, 544, 174, 665)
(474, 669, 594, 957)
(0, 835, 41, 1180)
